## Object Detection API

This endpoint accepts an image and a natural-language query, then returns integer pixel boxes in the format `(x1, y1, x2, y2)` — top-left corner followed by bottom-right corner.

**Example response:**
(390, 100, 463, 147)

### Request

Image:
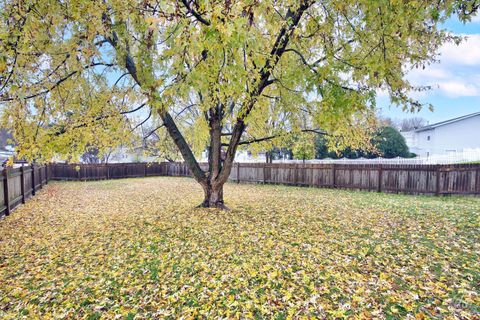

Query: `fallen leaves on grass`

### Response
(0, 177, 479, 319)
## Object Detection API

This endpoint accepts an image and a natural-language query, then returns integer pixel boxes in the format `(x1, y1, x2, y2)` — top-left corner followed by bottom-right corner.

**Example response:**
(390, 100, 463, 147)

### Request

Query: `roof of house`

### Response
(414, 111, 480, 132)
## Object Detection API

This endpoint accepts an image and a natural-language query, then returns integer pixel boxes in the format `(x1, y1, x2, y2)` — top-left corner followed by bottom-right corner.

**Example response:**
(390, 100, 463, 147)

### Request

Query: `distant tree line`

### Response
(266, 124, 416, 162)
(380, 116, 427, 132)
(315, 126, 415, 159)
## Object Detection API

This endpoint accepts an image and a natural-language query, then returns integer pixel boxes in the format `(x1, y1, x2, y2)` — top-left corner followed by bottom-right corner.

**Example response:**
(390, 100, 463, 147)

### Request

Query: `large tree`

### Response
(315, 125, 413, 159)
(399, 117, 428, 131)
(0, 0, 478, 208)
(372, 125, 411, 158)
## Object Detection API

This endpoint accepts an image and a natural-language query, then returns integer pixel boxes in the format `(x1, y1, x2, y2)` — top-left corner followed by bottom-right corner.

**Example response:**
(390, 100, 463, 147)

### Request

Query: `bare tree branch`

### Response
(131, 110, 152, 131)
(1, 62, 115, 102)
(180, 0, 211, 26)
(143, 124, 165, 140)
(222, 129, 327, 146)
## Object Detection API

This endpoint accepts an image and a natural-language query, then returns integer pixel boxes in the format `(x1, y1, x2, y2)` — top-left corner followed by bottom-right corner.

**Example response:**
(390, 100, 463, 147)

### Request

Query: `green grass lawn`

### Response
(0, 177, 479, 319)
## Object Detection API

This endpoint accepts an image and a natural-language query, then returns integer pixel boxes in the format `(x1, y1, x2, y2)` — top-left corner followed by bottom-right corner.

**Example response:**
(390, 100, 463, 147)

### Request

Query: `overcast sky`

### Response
(379, 17, 480, 124)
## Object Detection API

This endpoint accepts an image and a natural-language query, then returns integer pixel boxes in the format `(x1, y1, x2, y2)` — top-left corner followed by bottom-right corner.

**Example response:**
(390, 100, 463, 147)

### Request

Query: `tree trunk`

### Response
(106, 2, 311, 212)
(199, 182, 227, 209)
(194, 105, 232, 210)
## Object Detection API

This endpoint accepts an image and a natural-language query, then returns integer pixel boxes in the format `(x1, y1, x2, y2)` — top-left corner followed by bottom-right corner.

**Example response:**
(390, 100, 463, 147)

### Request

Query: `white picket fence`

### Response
(272, 149, 480, 165)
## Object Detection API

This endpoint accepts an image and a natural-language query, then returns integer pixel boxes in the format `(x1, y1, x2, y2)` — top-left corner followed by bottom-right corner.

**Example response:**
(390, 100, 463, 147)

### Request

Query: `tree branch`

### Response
(51, 102, 147, 137)
(222, 129, 327, 147)
(143, 124, 165, 140)
(120, 103, 146, 115)
(102, 13, 206, 182)
(180, 0, 211, 26)
(113, 72, 130, 87)
(1, 62, 115, 102)
(218, 1, 313, 183)
(131, 110, 152, 131)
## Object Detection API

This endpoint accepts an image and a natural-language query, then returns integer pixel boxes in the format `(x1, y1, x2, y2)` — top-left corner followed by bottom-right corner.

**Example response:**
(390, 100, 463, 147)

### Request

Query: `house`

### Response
(95, 146, 157, 163)
(401, 111, 480, 157)
(0, 149, 13, 165)
(200, 149, 267, 163)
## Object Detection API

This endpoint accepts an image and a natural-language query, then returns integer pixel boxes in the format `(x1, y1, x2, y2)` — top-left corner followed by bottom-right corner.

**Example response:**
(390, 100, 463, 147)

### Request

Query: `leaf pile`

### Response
(0, 178, 479, 319)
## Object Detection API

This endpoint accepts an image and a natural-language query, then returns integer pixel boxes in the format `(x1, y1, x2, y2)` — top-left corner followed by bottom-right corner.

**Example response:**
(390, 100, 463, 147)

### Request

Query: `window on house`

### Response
(427, 135, 430, 141)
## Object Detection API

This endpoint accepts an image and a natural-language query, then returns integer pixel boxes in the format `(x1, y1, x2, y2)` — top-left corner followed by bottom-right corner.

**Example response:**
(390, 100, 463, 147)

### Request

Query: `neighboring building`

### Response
(103, 147, 157, 163)
(401, 111, 480, 157)
(0, 149, 14, 165)
(200, 149, 267, 163)
(0, 129, 14, 164)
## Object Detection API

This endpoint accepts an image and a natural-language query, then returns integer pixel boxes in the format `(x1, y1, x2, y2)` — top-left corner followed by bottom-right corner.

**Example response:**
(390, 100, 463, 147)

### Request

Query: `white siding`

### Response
(403, 114, 480, 157)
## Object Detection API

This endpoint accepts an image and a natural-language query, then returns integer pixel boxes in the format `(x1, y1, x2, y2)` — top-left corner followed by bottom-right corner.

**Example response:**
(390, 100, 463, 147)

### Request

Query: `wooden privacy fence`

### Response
(0, 165, 49, 217)
(50, 162, 208, 180)
(49, 162, 480, 196)
(2, 162, 479, 218)
(229, 163, 480, 196)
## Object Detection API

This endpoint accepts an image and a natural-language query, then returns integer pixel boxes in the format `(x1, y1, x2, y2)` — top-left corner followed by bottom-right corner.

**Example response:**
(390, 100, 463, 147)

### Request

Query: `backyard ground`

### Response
(0, 177, 478, 319)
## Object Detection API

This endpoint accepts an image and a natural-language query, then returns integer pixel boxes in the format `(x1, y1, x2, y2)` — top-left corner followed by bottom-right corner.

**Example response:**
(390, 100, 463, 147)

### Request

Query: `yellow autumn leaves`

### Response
(0, 177, 479, 319)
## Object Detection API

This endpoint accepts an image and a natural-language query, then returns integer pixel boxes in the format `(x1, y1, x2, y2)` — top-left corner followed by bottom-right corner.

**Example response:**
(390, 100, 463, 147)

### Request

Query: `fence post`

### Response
(293, 165, 298, 185)
(477, 167, 480, 195)
(20, 166, 26, 204)
(45, 166, 48, 185)
(237, 163, 240, 183)
(263, 164, 266, 184)
(377, 165, 382, 193)
(435, 166, 441, 196)
(332, 164, 336, 188)
(31, 164, 36, 196)
(39, 166, 43, 189)
(3, 168, 10, 216)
